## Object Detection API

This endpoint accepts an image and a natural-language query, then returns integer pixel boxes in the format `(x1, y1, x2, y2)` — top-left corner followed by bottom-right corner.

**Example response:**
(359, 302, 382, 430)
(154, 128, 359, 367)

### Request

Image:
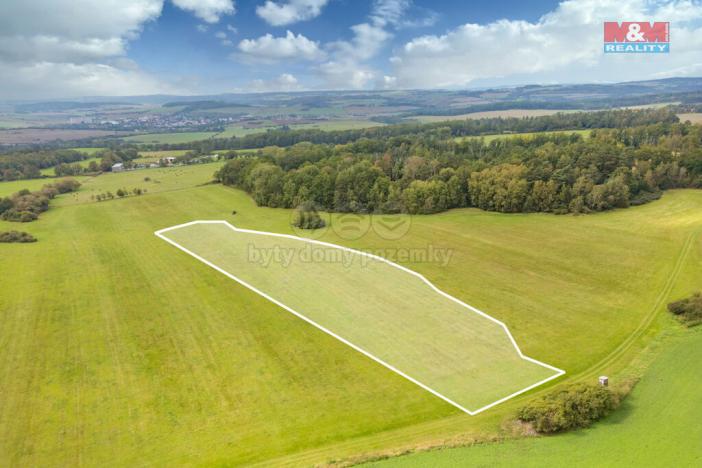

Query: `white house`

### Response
(111, 163, 125, 172)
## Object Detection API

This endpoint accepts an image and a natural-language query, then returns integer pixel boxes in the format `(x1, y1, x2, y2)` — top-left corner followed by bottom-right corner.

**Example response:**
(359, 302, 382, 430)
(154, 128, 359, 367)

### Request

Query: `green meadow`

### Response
(0, 163, 700, 465)
(367, 327, 702, 467)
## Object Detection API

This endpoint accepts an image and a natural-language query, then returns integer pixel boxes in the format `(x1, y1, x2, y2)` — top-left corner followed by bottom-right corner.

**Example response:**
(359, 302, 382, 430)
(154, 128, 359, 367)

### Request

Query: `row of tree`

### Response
(215, 121, 702, 215)
(0, 147, 140, 181)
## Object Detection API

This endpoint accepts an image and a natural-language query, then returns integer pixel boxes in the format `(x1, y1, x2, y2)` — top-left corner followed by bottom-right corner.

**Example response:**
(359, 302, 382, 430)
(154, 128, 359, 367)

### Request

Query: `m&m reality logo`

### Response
(604, 22, 670, 53)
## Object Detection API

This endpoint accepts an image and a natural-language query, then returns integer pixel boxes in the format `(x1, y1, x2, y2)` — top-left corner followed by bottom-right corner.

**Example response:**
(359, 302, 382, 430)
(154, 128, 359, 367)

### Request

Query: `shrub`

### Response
(517, 383, 622, 433)
(52, 178, 81, 194)
(292, 202, 326, 230)
(668, 292, 702, 326)
(0, 231, 37, 243)
(0, 179, 80, 222)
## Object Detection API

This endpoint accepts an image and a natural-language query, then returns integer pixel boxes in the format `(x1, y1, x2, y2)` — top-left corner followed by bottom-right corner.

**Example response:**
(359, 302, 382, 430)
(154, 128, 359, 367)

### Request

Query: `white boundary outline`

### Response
(155, 220, 565, 415)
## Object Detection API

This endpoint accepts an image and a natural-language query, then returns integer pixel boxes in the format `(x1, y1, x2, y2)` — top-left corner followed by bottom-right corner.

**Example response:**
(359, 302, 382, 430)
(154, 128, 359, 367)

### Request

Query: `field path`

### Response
(579, 228, 699, 380)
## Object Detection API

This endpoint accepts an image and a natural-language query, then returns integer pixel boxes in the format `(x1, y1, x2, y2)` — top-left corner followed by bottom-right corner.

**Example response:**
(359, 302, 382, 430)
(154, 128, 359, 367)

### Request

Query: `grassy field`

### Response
(678, 113, 702, 124)
(70, 147, 104, 155)
(367, 327, 702, 467)
(40, 157, 103, 176)
(456, 129, 593, 143)
(414, 109, 580, 123)
(0, 176, 91, 198)
(159, 222, 561, 413)
(0, 163, 700, 465)
(122, 131, 219, 144)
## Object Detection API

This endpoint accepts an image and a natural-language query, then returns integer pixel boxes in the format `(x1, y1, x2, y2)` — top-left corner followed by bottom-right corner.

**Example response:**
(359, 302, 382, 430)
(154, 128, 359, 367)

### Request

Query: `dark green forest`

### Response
(215, 119, 702, 215)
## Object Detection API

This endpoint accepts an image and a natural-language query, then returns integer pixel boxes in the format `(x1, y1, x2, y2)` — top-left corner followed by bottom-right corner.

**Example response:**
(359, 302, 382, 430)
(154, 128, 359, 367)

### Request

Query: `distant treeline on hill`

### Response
(136, 108, 679, 153)
(401, 91, 702, 118)
(0, 148, 139, 181)
(215, 121, 702, 215)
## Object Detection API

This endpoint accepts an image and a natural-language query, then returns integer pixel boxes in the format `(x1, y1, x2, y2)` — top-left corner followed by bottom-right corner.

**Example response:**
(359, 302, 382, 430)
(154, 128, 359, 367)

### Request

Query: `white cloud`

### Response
(216, 31, 233, 46)
(226, 24, 238, 34)
(237, 31, 325, 62)
(0, 0, 175, 98)
(382, 75, 397, 88)
(171, 0, 236, 24)
(317, 6, 394, 89)
(0, 0, 164, 40)
(390, 0, 702, 89)
(249, 73, 303, 92)
(0, 36, 127, 64)
(371, 0, 437, 29)
(329, 22, 391, 62)
(0, 62, 176, 100)
(256, 0, 329, 26)
(318, 61, 376, 89)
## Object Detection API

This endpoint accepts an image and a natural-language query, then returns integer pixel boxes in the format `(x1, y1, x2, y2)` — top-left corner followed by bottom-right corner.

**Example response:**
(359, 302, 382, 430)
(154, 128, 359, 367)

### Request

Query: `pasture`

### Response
(678, 113, 702, 124)
(0, 163, 701, 465)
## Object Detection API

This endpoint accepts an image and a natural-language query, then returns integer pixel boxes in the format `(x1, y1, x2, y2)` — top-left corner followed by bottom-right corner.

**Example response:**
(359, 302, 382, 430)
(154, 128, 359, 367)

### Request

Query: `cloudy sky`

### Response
(1, 0, 702, 99)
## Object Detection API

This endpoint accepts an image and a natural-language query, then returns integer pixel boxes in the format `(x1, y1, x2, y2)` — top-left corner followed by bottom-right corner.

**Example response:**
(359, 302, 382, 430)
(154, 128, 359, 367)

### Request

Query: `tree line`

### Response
(136, 108, 678, 153)
(0, 148, 140, 181)
(215, 121, 702, 216)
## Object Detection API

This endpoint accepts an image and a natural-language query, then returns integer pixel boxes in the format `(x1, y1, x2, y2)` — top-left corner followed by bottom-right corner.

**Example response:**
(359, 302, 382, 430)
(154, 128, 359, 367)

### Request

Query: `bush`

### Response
(517, 383, 622, 433)
(0, 231, 37, 243)
(668, 292, 702, 326)
(0, 179, 80, 222)
(52, 178, 81, 194)
(292, 202, 326, 230)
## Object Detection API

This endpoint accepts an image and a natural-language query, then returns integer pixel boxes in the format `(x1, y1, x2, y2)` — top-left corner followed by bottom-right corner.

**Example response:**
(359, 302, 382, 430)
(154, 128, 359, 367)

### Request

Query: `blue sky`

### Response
(1, 0, 701, 98)
(130, 1, 562, 92)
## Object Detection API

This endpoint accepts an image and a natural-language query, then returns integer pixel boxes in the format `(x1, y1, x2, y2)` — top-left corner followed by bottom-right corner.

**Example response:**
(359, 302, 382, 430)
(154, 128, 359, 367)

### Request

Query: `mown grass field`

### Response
(0, 164, 700, 465)
(160, 222, 561, 413)
(678, 113, 702, 124)
(367, 327, 702, 467)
